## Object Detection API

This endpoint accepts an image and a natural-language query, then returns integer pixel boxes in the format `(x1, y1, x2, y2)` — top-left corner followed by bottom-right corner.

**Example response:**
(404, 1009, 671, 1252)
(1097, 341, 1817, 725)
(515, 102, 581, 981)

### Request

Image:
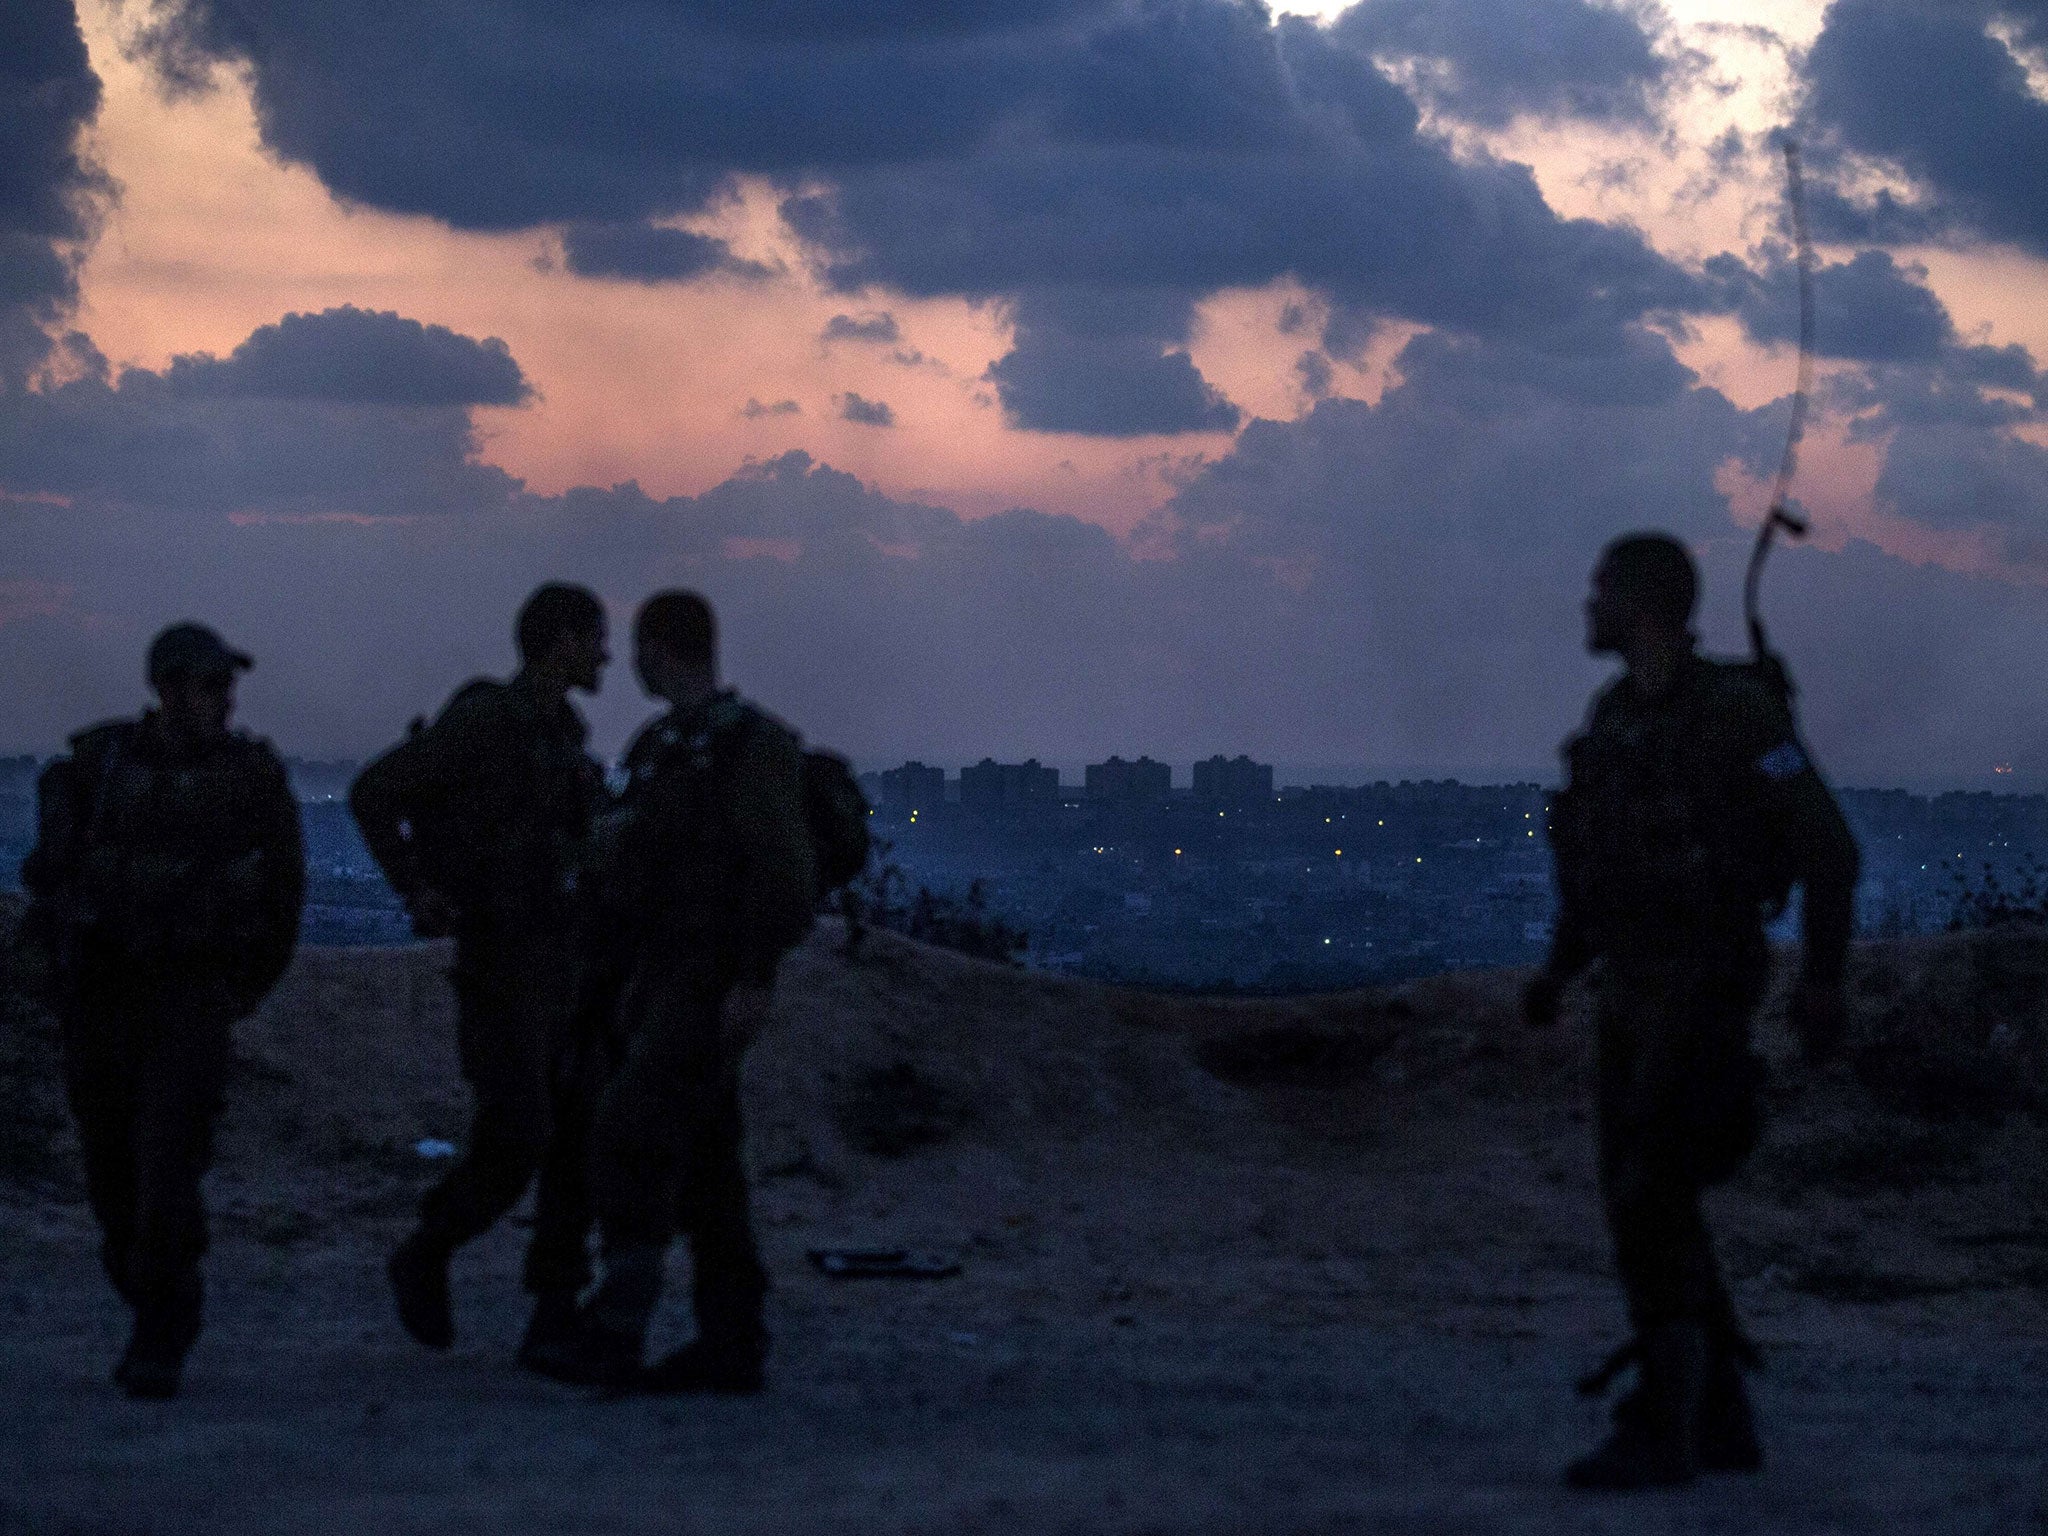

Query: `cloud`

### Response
(1712, 248, 1953, 364)
(0, 313, 523, 520)
(1332, 0, 1676, 128)
(1870, 421, 2048, 567)
(741, 397, 802, 418)
(141, 0, 1710, 435)
(821, 311, 900, 345)
(155, 305, 532, 405)
(1802, 0, 2048, 257)
(0, 0, 108, 387)
(1295, 350, 1335, 399)
(837, 392, 896, 427)
(980, 288, 1241, 435)
(13, 296, 2048, 789)
(559, 221, 771, 284)
(989, 332, 1240, 436)
(134, 0, 1096, 228)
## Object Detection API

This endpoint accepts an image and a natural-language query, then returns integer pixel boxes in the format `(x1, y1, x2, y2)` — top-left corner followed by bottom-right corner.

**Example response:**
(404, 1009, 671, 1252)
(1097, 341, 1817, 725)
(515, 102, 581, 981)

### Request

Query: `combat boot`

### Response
(387, 1229, 455, 1351)
(519, 1311, 643, 1393)
(516, 1292, 582, 1373)
(639, 1333, 766, 1395)
(1699, 1350, 1762, 1473)
(525, 1243, 660, 1391)
(644, 1254, 769, 1394)
(100, 1237, 137, 1306)
(1566, 1319, 1706, 1491)
(115, 1283, 202, 1401)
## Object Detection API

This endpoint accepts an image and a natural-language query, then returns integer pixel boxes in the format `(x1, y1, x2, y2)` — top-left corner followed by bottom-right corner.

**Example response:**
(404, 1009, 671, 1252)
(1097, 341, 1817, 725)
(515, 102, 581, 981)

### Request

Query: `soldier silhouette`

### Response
(21, 623, 304, 1398)
(1527, 533, 1859, 1488)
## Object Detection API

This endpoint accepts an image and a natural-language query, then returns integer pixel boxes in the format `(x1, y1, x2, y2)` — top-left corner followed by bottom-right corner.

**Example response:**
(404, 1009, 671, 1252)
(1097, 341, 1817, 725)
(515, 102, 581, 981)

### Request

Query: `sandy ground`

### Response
(2, 923, 2045, 1534)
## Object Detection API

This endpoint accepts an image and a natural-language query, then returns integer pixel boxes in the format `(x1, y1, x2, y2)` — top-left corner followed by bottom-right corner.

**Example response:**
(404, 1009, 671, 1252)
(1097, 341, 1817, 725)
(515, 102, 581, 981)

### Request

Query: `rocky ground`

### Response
(1, 905, 2045, 1534)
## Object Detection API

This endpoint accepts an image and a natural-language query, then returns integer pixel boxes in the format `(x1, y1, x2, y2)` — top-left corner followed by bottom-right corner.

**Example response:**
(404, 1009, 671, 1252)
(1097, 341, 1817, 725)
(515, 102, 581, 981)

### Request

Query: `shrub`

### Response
(841, 840, 1028, 965)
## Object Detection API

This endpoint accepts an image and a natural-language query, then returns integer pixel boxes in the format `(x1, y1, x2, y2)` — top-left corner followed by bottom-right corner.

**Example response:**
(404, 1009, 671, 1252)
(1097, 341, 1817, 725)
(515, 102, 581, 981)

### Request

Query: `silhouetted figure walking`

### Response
(21, 623, 304, 1398)
(1525, 534, 1859, 1489)
(525, 591, 817, 1393)
(349, 584, 609, 1362)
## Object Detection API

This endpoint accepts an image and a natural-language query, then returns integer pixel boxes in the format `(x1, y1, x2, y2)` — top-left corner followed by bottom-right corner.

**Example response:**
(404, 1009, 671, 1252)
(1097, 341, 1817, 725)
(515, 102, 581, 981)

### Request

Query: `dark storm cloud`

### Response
(1832, 341, 2047, 436)
(1712, 248, 1954, 364)
(989, 332, 1240, 435)
(1802, 0, 2048, 256)
(156, 306, 531, 406)
(785, 18, 1702, 333)
(140, 0, 1710, 435)
(1872, 422, 2048, 554)
(837, 392, 896, 427)
(134, 0, 1098, 228)
(0, 0, 107, 388)
(1696, 240, 2048, 560)
(0, 318, 519, 519)
(1331, 0, 1674, 128)
(983, 289, 1240, 435)
(1295, 350, 1335, 399)
(7, 302, 2048, 785)
(559, 222, 771, 284)
(820, 312, 901, 345)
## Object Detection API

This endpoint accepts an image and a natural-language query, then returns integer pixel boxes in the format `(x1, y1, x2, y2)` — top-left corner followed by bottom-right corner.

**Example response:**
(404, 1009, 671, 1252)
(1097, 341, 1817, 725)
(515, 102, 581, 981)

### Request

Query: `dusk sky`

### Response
(5, 0, 2048, 784)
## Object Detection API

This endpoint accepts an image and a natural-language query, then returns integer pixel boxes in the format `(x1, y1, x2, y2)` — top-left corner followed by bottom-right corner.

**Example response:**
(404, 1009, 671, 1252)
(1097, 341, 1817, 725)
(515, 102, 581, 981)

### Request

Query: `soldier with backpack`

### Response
(526, 589, 866, 1393)
(21, 623, 304, 1398)
(1524, 533, 1859, 1489)
(348, 583, 611, 1365)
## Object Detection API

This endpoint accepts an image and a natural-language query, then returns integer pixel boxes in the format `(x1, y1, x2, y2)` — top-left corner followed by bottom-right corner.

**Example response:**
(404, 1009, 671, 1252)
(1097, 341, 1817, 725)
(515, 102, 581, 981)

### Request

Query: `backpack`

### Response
(1553, 658, 1803, 933)
(801, 748, 873, 895)
(655, 697, 873, 900)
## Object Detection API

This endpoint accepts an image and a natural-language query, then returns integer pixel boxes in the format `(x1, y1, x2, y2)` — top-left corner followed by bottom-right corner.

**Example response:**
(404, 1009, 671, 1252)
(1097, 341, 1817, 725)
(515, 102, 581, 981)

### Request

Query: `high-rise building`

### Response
(1085, 755, 1172, 803)
(959, 757, 1061, 811)
(1192, 754, 1274, 803)
(879, 760, 947, 814)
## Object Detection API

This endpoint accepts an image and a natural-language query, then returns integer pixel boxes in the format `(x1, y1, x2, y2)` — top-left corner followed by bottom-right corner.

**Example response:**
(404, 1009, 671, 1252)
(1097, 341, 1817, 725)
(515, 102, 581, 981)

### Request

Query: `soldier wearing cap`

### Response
(1527, 534, 1859, 1489)
(21, 622, 304, 1399)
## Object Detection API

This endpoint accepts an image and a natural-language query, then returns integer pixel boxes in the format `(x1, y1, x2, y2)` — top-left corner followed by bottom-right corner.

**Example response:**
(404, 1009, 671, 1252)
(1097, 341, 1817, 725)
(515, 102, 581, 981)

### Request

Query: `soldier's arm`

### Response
(347, 694, 485, 902)
(725, 723, 818, 987)
(1527, 756, 1599, 1027)
(247, 753, 306, 998)
(1774, 763, 1859, 985)
(1741, 711, 1860, 988)
(20, 755, 84, 908)
(1742, 705, 1861, 1061)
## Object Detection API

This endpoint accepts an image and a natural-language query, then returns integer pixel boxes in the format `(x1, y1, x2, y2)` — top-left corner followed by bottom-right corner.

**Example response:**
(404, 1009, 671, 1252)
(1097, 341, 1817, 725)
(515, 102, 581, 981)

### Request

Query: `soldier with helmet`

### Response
(1525, 533, 1860, 1489)
(21, 622, 304, 1399)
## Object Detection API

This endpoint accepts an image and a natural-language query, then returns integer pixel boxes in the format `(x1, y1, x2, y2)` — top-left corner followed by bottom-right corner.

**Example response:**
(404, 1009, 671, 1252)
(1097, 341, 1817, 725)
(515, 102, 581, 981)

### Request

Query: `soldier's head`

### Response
(633, 590, 717, 707)
(1587, 533, 1697, 656)
(146, 622, 251, 743)
(516, 583, 608, 694)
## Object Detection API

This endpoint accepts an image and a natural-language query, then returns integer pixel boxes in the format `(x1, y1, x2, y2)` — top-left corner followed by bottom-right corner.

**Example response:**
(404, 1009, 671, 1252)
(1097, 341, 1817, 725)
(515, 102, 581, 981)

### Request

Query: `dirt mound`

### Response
(4, 905, 2047, 1532)
(4, 909, 2047, 1310)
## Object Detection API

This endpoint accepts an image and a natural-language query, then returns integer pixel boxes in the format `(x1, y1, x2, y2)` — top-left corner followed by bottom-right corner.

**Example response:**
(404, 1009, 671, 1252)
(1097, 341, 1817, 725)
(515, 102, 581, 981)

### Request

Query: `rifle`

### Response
(1745, 138, 1817, 701)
